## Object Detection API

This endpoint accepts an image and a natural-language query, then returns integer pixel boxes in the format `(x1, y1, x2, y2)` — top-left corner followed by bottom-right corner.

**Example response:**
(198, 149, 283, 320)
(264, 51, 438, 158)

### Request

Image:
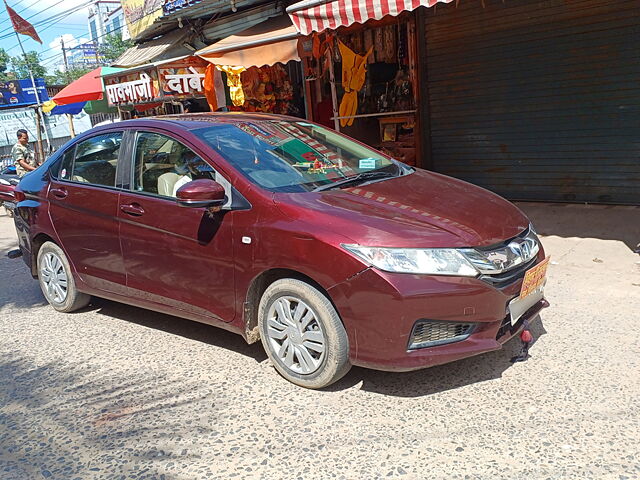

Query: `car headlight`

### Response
(341, 245, 479, 276)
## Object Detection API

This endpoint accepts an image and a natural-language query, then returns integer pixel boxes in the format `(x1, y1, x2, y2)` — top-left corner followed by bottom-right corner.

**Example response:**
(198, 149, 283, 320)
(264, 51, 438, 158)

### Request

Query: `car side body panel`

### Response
(11, 115, 548, 376)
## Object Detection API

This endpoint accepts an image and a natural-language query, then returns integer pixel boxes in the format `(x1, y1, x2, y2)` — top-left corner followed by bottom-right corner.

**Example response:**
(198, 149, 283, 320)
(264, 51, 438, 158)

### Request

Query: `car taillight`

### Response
(14, 188, 26, 202)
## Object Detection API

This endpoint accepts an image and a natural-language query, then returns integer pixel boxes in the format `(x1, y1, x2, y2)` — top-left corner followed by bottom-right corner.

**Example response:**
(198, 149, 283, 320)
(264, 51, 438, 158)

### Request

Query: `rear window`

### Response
(60, 132, 122, 187)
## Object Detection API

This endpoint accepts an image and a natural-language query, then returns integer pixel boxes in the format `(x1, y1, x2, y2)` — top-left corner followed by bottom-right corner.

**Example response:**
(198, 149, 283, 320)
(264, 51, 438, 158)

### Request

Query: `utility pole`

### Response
(13, 32, 46, 161)
(61, 36, 69, 71)
(60, 38, 76, 138)
(93, 0, 104, 66)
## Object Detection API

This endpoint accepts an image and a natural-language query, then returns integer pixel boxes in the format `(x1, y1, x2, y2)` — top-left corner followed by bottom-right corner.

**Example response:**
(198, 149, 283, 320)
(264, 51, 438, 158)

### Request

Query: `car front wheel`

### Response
(258, 279, 351, 389)
(37, 241, 90, 313)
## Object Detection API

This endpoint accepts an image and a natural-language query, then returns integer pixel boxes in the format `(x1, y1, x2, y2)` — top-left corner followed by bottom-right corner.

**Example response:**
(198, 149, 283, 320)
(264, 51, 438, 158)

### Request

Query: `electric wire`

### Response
(0, 0, 93, 39)
(4, 1, 176, 71)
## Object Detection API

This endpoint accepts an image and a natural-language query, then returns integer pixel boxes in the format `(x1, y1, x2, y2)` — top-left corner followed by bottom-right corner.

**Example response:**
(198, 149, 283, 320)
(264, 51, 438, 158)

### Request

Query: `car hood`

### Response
(273, 169, 530, 248)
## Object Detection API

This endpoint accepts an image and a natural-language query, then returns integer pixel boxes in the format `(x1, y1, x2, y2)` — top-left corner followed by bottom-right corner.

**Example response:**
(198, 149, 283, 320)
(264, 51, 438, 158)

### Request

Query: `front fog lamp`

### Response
(341, 245, 479, 276)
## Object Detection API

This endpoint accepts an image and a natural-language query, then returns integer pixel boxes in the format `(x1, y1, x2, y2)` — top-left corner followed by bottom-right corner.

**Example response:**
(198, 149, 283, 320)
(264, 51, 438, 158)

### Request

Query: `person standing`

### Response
(12, 129, 37, 177)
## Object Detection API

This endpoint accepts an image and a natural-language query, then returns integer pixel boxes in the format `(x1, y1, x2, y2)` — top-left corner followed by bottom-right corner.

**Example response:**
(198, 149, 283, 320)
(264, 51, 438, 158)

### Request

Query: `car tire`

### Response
(37, 241, 90, 313)
(258, 278, 351, 389)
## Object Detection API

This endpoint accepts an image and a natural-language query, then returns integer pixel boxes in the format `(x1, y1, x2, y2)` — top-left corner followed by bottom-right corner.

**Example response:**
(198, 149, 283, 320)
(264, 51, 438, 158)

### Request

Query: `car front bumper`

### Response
(327, 251, 549, 372)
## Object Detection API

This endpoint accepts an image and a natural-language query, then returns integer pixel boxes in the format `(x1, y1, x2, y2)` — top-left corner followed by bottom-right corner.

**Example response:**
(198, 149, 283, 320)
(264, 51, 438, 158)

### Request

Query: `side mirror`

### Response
(176, 179, 226, 208)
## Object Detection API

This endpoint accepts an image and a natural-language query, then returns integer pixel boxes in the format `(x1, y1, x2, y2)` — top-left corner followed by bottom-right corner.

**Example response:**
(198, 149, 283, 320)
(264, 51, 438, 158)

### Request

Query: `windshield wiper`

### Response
(312, 171, 398, 192)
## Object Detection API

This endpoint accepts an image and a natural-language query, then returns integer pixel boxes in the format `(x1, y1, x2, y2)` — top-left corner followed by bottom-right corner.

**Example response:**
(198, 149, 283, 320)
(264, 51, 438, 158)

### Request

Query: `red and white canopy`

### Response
(287, 0, 453, 35)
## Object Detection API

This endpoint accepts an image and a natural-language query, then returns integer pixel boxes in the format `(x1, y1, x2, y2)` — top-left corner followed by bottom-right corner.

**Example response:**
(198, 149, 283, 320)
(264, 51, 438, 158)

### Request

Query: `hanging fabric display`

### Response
(216, 65, 247, 106)
(239, 64, 295, 114)
(338, 41, 373, 127)
(203, 64, 219, 111)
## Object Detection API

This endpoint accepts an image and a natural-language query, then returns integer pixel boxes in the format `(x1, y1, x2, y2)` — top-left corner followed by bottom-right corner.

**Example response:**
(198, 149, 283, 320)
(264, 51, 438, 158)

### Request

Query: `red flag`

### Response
(4, 2, 42, 44)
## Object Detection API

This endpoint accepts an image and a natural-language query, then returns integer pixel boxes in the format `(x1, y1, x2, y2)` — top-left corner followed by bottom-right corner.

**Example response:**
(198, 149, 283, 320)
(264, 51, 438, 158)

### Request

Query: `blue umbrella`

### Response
(49, 101, 87, 115)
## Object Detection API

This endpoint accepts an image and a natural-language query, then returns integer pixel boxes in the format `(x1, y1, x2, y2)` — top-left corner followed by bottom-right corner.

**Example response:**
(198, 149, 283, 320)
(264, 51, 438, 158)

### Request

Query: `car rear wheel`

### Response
(37, 241, 90, 313)
(258, 279, 351, 389)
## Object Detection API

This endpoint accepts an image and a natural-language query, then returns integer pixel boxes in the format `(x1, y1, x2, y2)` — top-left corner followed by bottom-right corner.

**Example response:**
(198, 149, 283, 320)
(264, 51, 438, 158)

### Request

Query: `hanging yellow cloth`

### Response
(216, 65, 247, 107)
(338, 41, 373, 127)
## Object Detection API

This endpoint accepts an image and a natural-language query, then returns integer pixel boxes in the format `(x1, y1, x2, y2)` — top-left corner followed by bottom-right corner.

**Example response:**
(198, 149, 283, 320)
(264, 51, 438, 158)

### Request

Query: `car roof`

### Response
(111, 112, 302, 131)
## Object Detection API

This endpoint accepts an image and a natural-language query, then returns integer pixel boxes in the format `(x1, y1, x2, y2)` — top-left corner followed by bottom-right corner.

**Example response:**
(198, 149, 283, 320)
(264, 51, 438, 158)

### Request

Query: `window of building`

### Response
(89, 20, 97, 42)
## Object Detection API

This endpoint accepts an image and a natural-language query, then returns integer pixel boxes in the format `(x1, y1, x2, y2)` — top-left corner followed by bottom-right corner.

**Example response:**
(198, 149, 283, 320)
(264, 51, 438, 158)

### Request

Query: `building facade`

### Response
(89, 0, 129, 44)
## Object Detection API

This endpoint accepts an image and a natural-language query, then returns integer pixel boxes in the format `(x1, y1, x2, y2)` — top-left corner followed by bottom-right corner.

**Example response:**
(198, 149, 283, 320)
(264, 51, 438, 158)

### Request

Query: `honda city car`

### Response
(12, 113, 549, 388)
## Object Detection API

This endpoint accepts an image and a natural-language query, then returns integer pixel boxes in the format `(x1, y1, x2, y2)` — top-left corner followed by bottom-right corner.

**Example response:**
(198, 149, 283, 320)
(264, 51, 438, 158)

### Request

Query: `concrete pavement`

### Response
(0, 203, 638, 479)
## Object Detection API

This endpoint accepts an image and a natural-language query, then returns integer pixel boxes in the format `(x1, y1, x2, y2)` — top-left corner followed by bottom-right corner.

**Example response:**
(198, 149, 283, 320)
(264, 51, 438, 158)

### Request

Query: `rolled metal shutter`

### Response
(424, 0, 640, 204)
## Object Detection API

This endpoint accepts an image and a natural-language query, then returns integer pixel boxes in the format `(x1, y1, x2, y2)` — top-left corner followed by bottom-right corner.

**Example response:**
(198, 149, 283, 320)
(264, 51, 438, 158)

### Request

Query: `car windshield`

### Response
(193, 120, 405, 192)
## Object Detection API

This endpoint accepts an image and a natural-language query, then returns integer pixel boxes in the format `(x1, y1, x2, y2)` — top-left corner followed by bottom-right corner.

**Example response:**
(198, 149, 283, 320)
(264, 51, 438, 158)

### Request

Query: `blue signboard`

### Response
(0, 78, 49, 108)
(163, 0, 202, 15)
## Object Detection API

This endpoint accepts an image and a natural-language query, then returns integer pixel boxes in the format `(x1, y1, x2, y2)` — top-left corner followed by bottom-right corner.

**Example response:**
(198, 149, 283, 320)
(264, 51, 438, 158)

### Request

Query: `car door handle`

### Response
(50, 187, 67, 199)
(120, 203, 145, 216)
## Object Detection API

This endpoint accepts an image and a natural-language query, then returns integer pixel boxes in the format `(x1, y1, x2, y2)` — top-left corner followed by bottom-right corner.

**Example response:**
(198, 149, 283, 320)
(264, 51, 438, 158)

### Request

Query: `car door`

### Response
(117, 129, 236, 322)
(47, 131, 126, 293)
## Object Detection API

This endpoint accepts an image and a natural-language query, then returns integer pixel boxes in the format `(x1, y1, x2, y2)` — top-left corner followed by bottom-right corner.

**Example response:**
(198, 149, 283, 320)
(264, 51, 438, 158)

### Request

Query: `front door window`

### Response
(132, 132, 215, 198)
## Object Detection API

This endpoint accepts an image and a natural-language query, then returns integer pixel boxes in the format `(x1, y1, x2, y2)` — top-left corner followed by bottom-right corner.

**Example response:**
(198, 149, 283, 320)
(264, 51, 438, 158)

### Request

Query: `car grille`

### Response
(474, 227, 539, 289)
(479, 256, 537, 289)
(408, 320, 475, 350)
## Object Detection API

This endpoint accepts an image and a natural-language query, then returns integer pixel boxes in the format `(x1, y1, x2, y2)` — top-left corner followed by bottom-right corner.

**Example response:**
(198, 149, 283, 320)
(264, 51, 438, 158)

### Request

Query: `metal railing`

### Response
(1, 155, 12, 170)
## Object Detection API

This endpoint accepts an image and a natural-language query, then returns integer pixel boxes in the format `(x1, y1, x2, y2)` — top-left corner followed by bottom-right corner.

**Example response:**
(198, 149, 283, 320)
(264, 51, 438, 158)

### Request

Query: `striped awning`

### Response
(287, 0, 453, 35)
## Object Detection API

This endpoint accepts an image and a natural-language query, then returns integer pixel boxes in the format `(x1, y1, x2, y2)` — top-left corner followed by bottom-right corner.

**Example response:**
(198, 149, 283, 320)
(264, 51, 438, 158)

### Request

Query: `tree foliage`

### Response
(100, 34, 134, 63)
(0, 48, 10, 81)
(52, 66, 93, 85)
(9, 51, 47, 80)
(0, 33, 134, 86)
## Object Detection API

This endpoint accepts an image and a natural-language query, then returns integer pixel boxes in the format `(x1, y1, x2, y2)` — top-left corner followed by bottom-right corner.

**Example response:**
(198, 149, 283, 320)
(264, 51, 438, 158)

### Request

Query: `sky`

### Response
(0, 0, 93, 74)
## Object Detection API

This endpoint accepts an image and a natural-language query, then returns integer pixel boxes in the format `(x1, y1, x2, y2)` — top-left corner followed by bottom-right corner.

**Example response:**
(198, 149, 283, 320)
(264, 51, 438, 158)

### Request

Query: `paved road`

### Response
(0, 203, 639, 480)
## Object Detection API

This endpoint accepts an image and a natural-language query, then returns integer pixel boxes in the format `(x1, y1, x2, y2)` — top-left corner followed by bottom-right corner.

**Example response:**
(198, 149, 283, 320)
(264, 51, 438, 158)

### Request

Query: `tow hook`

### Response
(7, 249, 22, 259)
(510, 320, 533, 363)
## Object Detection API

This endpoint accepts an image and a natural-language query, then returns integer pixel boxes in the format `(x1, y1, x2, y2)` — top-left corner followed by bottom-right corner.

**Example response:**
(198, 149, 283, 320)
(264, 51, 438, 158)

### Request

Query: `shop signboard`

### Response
(0, 107, 92, 147)
(122, 0, 164, 40)
(104, 69, 160, 106)
(79, 42, 104, 64)
(163, 0, 200, 15)
(157, 57, 208, 97)
(0, 78, 49, 108)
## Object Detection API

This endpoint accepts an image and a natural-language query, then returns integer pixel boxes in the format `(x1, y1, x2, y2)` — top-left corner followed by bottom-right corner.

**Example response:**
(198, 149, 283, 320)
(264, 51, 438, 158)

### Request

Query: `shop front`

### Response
(102, 56, 213, 117)
(297, 15, 420, 166)
(195, 16, 307, 119)
(285, 0, 454, 168)
(288, 0, 640, 204)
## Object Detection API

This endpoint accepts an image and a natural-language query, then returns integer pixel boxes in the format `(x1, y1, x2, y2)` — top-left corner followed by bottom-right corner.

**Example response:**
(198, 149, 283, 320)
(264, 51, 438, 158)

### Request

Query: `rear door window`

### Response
(69, 132, 123, 187)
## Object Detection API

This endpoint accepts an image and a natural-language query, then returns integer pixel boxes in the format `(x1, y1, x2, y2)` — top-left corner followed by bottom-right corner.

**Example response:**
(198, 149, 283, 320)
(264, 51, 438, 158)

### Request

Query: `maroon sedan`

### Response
(12, 114, 549, 388)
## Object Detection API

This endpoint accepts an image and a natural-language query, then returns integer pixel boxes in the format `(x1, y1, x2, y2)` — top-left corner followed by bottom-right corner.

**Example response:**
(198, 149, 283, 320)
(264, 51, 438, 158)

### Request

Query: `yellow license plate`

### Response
(519, 257, 550, 299)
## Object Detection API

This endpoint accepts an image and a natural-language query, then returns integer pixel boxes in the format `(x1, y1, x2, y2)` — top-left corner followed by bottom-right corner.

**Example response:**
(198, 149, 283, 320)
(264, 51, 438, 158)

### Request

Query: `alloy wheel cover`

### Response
(40, 252, 68, 303)
(266, 296, 326, 375)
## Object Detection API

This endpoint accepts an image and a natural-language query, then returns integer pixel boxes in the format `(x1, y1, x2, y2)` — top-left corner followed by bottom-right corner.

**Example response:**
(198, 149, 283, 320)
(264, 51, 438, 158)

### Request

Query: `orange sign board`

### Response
(519, 257, 550, 299)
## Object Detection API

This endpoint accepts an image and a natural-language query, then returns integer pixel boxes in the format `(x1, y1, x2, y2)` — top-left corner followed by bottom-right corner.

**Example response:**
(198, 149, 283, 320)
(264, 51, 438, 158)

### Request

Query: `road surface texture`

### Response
(0, 202, 638, 480)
